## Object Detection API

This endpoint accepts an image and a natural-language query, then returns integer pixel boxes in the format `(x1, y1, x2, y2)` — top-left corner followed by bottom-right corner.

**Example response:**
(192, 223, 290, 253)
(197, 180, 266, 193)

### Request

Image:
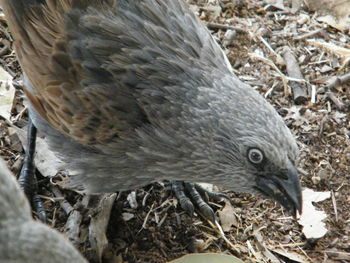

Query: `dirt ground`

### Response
(0, 0, 349, 262)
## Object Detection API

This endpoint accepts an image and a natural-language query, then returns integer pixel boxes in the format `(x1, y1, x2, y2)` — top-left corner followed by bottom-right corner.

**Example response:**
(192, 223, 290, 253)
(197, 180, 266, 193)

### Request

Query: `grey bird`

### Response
(0, 159, 87, 263)
(1, 0, 302, 220)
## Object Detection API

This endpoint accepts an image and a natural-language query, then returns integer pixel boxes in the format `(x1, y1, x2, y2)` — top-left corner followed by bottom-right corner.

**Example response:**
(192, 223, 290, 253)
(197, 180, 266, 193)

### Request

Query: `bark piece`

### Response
(282, 47, 308, 104)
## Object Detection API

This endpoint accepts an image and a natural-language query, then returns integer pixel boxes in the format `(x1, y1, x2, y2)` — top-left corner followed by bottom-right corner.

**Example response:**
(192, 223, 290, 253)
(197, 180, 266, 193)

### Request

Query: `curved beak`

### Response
(256, 160, 302, 216)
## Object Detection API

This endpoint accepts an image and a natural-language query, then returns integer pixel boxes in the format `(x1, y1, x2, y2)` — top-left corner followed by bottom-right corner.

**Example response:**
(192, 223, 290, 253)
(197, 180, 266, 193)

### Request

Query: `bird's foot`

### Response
(19, 165, 47, 222)
(171, 181, 229, 222)
(18, 119, 47, 222)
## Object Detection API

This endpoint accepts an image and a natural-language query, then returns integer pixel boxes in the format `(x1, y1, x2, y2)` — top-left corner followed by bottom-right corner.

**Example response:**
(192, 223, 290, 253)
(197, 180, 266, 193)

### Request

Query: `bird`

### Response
(0, 159, 87, 263)
(1, 0, 302, 221)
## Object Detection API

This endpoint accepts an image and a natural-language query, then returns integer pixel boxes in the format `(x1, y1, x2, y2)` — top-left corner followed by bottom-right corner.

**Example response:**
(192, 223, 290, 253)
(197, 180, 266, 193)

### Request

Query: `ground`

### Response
(0, 0, 349, 262)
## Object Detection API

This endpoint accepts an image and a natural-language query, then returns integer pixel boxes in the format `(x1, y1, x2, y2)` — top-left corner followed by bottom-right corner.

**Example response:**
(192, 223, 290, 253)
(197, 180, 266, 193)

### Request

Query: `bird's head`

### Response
(237, 142, 302, 216)
(200, 78, 303, 216)
(210, 123, 302, 216)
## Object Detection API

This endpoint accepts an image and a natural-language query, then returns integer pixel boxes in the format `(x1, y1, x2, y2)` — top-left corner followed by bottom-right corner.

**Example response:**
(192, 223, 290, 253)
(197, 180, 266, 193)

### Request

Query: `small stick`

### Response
(326, 92, 344, 110)
(326, 72, 350, 90)
(331, 190, 338, 222)
(294, 28, 324, 41)
(282, 46, 308, 104)
(88, 193, 117, 263)
(311, 85, 317, 104)
(206, 22, 247, 33)
(51, 186, 74, 214)
(51, 186, 82, 247)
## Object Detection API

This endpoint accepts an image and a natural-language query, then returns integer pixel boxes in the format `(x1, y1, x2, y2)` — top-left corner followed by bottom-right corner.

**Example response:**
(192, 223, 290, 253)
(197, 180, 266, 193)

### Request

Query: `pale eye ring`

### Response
(248, 148, 264, 164)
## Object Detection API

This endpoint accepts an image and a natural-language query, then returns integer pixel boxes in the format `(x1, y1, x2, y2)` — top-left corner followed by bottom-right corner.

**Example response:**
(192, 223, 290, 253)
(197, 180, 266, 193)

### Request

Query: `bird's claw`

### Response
(171, 181, 227, 222)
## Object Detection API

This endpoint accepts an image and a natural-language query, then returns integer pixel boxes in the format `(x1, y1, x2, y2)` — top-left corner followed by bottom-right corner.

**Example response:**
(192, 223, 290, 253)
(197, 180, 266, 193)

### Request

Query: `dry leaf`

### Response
(218, 200, 238, 232)
(89, 193, 117, 262)
(271, 248, 310, 263)
(122, 212, 135, 221)
(298, 188, 330, 239)
(127, 191, 138, 209)
(305, 0, 350, 31)
(169, 253, 243, 263)
(205, 5, 222, 20)
(0, 66, 16, 121)
(15, 126, 63, 178)
(318, 15, 350, 31)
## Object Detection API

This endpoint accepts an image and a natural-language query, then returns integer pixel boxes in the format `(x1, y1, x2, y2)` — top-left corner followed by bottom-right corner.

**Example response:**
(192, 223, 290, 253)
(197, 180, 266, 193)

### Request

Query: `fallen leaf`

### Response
(127, 191, 138, 209)
(218, 200, 238, 232)
(298, 188, 331, 239)
(205, 5, 222, 20)
(0, 66, 16, 121)
(122, 212, 135, 221)
(15, 126, 63, 178)
(271, 248, 310, 263)
(305, 0, 350, 31)
(169, 253, 243, 263)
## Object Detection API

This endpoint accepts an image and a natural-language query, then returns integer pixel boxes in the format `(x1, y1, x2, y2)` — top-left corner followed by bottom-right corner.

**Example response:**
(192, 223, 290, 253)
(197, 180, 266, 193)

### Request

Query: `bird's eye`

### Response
(248, 148, 264, 164)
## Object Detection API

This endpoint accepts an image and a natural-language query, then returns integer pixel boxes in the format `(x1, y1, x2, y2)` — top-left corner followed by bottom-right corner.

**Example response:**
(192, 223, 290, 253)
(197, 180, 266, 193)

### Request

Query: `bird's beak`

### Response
(256, 160, 302, 216)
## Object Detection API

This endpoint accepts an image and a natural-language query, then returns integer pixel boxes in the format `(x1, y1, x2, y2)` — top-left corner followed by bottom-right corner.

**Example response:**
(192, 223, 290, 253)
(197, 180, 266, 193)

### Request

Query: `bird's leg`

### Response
(172, 181, 195, 217)
(18, 118, 47, 222)
(171, 181, 229, 222)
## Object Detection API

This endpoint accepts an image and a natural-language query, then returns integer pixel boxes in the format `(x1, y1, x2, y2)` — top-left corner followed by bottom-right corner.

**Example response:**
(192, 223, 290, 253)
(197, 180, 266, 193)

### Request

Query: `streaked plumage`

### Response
(1, 0, 302, 213)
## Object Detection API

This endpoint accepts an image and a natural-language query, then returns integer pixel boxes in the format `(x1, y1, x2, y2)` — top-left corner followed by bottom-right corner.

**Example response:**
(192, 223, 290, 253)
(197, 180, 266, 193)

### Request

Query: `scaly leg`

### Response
(18, 118, 47, 222)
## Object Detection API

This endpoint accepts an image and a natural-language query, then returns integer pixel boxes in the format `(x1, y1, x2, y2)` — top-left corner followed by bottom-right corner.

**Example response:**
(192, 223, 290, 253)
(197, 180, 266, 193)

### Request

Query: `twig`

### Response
(282, 46, 308, 104)
(206, 22, 247, 33)
(51, 186, 74, 214)
(205, 219, 240, 254)
(268, 242, 306, 248)
(326, 92, 344, 110)
(12, 106, 28, 123)
(51, 186, 82, 247)
(294, 28, 324, 41)
(88, 193, 117, 263)
(331, 190, 338, 222)
(259, 36, 278, 57)
(249, 53, 288, 95)
(311, 85, 317, 104)
(140, 202, 155, 231)
(326, 72, 350, 90)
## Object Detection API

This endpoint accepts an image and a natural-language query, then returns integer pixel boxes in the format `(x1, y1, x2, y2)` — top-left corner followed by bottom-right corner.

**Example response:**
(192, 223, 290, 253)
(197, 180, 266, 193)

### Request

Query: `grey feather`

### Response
(1, 0, 300, 204)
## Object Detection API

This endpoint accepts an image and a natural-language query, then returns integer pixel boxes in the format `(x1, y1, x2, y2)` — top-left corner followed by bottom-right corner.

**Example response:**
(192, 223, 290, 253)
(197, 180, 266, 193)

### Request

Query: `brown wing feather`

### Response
(2, 0, 140, 146)
(2, 0, 227, 148)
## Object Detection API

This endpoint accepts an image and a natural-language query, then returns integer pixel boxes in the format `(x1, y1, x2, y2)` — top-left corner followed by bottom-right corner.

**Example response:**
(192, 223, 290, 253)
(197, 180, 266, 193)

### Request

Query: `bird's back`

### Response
(1, 0, 230, 147)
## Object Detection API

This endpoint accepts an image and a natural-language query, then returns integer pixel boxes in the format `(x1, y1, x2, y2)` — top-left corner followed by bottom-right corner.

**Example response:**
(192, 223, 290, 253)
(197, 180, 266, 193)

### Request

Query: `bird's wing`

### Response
(2, 0, 230, 146)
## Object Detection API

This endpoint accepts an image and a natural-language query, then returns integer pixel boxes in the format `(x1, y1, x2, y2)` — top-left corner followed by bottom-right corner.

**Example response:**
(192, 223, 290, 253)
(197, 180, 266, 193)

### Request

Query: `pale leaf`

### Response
(0, 66, 15, 121)
(298, 188, 330, 239)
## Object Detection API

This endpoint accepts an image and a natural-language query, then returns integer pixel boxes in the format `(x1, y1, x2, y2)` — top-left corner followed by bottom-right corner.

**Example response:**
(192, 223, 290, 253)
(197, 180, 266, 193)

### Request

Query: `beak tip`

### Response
(256, 162, 303, 217)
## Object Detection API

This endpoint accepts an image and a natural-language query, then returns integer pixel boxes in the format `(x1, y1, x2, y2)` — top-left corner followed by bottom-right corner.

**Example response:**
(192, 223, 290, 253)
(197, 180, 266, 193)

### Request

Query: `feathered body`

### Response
(1, 0, 300, 211)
